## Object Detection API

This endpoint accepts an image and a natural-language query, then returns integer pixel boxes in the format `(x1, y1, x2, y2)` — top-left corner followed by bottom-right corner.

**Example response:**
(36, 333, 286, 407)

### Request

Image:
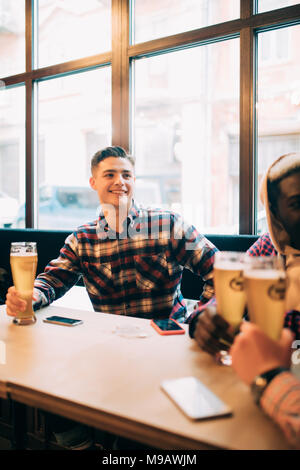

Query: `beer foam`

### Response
(214, 261, 244, 271)
(10, 252, 37, 257)
(244, 269, 285, 280)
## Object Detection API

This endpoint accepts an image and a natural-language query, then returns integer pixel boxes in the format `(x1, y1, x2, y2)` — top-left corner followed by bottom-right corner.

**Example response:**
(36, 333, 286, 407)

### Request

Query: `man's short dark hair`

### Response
(91, 146, 135, 173)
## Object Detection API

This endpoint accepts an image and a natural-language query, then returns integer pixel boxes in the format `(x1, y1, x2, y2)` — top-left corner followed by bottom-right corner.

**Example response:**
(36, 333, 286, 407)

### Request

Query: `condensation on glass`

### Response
(257, 0, 299, 14)
(0, 85, 25, 228)
(132, 0, 240, 44)
(0, 0, 25, 77)
(35, 66, 111, 230)
(37, 0, 111, 68)
(256, 24, 300, 233)
(133, 39, 240, 234)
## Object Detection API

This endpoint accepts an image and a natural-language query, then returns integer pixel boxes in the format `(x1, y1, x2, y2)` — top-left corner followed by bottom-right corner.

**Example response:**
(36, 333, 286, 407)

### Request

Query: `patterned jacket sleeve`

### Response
(247, 233, 277, 257)
(33, 232, 82, 310)
(260, 371, 300, 449)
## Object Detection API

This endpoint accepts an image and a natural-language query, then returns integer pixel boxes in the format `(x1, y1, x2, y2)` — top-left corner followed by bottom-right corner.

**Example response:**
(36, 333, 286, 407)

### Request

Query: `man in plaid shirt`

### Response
(5, 145, 218, 449)
(6, 146, 217, 323)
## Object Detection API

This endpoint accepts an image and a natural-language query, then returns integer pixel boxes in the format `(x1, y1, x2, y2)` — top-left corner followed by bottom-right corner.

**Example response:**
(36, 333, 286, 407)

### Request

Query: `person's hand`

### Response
(230, 322, 294, 385)
(193, 306, 236, 355)
(5, 286, 37, 317)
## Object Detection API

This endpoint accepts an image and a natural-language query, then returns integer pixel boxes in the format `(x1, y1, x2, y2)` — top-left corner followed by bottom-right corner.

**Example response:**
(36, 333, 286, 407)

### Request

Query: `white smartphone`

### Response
(43, 315, 83, 327)
(161, 376, 232, 420)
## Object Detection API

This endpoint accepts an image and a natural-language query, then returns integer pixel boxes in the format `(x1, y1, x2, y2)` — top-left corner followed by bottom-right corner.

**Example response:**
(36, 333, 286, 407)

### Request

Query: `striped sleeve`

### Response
(34, 233, 82, 307)
(260, 371, 300, 449)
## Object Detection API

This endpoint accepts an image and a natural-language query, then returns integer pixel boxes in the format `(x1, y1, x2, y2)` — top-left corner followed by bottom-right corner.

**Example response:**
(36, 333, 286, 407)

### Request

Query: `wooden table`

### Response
(0, 304, 293, 450)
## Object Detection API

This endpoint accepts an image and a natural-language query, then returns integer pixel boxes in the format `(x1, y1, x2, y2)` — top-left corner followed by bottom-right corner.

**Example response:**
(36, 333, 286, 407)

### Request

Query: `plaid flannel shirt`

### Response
(261, 371, 300, 449)
(34, 202, 217, 322)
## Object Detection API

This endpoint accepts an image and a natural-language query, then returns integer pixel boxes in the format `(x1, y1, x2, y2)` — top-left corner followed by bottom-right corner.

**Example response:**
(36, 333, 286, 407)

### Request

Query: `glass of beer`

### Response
(10, 242, 38, 325)
(214, 251, 246, 366)
(244, 256, 286, 341)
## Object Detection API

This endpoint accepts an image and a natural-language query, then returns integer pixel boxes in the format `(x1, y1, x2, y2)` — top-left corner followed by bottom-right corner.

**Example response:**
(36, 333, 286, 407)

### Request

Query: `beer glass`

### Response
(244, 256, 286, 341)
(10, 242, 38, 325)
(214, 251, 246, 366)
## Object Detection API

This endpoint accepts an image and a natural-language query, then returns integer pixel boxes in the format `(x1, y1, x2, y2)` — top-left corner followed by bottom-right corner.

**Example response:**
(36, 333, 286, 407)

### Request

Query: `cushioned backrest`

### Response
(0, 229, 259, 301)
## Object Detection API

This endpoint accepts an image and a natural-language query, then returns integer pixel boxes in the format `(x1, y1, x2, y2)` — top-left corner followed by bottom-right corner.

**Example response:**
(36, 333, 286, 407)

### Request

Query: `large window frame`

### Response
(1, 0, 300, 232)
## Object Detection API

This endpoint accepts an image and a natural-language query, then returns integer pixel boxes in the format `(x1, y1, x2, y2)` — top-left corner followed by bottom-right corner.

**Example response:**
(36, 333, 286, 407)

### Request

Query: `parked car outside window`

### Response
(13, 185, 100, 230)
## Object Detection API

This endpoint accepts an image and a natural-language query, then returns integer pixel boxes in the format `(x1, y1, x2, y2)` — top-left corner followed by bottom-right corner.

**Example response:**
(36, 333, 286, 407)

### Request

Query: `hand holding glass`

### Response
(244, 256, 286, 341)
(213, 251, 246, 365)
(10, 242, 37, 325)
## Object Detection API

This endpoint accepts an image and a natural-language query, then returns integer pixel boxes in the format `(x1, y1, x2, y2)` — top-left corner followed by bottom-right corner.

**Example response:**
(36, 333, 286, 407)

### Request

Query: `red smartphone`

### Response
(150, 318, 185, 335)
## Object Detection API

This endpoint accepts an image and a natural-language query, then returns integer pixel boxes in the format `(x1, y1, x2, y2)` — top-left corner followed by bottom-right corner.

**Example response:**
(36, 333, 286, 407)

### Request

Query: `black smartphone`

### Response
(150, 318, 185, 335)
(43, 315, 83, 327)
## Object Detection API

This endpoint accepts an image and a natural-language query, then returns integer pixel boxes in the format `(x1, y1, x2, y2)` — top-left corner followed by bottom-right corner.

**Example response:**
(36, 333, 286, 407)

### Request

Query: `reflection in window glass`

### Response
(0, 85, 25, 228)
(256, 25, 300, 234)
(133, 39, 240, 234)
(38, 0, 111, 68)
(132, 0, 240, 44)
(257, 0, 299, 13)
(0, 0, 25, 77)
(37, 67, 111, 230)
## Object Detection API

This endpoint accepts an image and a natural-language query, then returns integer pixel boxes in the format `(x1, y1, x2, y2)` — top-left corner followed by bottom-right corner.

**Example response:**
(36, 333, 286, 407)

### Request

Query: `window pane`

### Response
(132, 0, 240, 44)
(257, 0, 299, 13)
(256, 25, 300, 234)
(0, 85, 25, 228)
(133, 39, 240, 234)
(0, 0, 25, 77)
(36, 67, 111, 230)
(38, 0, 111, 68)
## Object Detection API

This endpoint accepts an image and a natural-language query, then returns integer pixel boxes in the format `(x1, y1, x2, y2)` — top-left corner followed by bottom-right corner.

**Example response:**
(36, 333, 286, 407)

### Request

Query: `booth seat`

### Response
(0, 228, 259, 302)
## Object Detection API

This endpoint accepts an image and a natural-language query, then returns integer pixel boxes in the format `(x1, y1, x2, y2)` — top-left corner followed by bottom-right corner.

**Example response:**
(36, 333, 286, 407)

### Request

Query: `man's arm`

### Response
(33, 232, 82, 309)
(230, 322, 300, 449)
(169, 214, 217, 305)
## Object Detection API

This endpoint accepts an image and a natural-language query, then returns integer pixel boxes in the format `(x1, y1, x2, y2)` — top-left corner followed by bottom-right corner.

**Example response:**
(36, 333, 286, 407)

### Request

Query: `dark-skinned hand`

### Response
(194, 305, 236, 356)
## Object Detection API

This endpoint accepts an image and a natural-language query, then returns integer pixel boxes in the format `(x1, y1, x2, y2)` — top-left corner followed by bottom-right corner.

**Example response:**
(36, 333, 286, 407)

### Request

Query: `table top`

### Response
(0, 304, 293, 450)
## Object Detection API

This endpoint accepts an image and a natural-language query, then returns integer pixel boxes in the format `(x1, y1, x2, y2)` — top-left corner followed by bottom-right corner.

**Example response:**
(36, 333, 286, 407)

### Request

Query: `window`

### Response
(257, 0, 300, 13)
(36, 67, 111, 229)
(132, 0, 240, 44)
(133, 39, 240, 233)
(37, 0, 111, 68)
(0, 85, 25, 227)
(0, 0, 25, 77)
(256, 24, 300, 228)
(1, 1, 300, 234)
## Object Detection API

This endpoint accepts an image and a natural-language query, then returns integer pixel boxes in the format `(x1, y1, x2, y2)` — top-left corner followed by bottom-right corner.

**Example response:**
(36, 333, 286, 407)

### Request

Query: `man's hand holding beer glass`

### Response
(7, 242, 38, 325)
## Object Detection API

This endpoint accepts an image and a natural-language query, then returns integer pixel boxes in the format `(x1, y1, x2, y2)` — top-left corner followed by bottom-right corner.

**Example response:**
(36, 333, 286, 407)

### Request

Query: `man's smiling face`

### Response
(89, 156, 135, 212)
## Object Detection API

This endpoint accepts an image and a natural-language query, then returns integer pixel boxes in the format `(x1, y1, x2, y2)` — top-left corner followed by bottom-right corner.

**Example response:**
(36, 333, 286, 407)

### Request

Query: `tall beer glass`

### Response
(10, 242, 37, 325)
(244, 256, 286, 341)
(214, 251, 246, 365)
